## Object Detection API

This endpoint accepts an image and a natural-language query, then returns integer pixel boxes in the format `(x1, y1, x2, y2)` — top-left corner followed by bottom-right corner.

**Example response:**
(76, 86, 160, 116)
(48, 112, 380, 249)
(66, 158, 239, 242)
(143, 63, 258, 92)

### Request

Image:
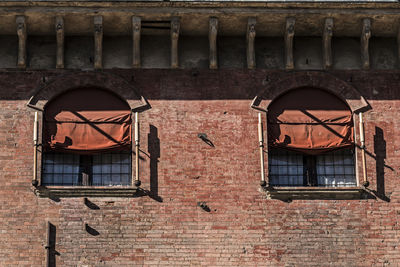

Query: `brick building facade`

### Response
(0, 1, 399, 266)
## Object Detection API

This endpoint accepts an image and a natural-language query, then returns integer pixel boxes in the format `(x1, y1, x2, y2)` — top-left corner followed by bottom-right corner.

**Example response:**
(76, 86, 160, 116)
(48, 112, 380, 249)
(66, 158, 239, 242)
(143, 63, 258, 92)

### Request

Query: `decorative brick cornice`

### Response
(27, 71, 151, 112)
(251, 71, 369, 113)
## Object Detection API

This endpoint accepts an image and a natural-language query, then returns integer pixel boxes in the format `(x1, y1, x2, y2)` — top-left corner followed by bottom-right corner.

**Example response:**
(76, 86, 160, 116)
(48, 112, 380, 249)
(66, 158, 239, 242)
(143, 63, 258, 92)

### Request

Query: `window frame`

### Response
(251, 78, 369, 200)
(33, 109, 140, 198)
(41, 151, 133, 187)
(27, 73, 150, 198)
(30, 96, 149, 198)
(263, 96, 362, 190)
(262, 128, 365, 200)
(267, 146, 358, 188)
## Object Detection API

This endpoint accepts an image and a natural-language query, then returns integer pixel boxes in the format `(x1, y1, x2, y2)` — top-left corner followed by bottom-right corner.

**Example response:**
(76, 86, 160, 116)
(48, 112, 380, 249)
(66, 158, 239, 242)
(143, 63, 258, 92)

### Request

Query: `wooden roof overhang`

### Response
(0, 1, 399, 37)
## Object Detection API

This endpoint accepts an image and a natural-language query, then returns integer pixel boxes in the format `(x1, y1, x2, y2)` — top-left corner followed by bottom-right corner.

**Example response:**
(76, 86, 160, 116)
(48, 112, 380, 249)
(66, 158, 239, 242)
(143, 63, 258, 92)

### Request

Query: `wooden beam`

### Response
(16, 16, 26, 69)
(55, 16, 64, 69)
(247, 17, 256, 69)
(94, 16, 103, 69)
(285, 17, 295, 70)
(361, 18, 371, 70)
(209, 17, 218, 69)
(171, 17, 180, 69)
(323, 18, 333, 70)
(132, 16, 141, 68)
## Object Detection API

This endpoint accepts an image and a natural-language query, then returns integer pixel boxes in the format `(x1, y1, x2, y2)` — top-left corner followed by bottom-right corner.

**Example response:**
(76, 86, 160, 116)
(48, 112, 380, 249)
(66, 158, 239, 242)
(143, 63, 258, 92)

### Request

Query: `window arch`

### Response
(41, 87, 132, 186)
(267, 87, 356, 187)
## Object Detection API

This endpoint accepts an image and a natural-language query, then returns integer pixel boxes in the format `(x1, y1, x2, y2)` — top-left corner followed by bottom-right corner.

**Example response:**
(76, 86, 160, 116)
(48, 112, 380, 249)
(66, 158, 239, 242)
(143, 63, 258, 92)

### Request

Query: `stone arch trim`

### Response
(251, 71, 369, 113)
(27, 71, 150, 112)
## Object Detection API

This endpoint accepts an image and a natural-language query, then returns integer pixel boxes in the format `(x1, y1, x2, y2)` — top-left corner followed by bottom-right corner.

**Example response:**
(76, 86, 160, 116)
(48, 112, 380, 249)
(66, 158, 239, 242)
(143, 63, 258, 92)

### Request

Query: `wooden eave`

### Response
(0, 1, 399, 37)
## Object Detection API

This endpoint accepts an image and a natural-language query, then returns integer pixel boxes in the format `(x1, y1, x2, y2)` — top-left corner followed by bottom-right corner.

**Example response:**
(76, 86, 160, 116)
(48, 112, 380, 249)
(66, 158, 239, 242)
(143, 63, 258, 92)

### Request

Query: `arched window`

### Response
(267, 87, 356, 187)
(41, 87, 132, 186)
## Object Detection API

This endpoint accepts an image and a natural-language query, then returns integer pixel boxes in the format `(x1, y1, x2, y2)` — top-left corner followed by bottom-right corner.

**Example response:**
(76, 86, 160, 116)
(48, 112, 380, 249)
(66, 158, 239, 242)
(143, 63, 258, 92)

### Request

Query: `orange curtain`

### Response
(267, 87, 353, 155)
(43, 87, 131, 154)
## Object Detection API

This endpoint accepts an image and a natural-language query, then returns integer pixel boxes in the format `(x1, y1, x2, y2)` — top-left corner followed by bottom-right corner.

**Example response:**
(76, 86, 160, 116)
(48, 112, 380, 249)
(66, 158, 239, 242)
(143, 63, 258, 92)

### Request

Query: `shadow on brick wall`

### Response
(131, 125, 162, 201)
(373, 126, 391, 202)
(46, 222, 59, 267)
(356, 126, 393, 202)
(147, 125, 162, 202)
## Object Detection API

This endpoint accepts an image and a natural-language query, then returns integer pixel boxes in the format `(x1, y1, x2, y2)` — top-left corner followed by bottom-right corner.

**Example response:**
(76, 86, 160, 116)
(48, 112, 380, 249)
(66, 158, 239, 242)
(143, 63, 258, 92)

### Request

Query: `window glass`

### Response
(42, 153, 80, 185)
(268, 148, 356, 187)
(42, 152, 131, 186)
(92, 153, 131, 186)
(268, 148, 303, 186)
(316, 149, 356, 187)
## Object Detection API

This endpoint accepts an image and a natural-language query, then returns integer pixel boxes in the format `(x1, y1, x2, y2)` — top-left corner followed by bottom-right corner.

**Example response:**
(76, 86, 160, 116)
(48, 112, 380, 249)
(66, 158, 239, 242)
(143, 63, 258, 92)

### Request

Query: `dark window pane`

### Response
(316, 148, 356, 187)
(268, 148, 304, 186)
(269, 147, 356, 187)
(92, 152, 131, 186)
(42, 152, 131, 186)
(42, 153, 80, 185)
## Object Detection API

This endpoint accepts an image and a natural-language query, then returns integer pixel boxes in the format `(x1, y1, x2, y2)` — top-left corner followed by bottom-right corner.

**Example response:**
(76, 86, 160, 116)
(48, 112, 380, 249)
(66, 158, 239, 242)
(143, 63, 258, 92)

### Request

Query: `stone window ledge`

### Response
(34, 186, 140, 198)
(261, 186, 368, 201)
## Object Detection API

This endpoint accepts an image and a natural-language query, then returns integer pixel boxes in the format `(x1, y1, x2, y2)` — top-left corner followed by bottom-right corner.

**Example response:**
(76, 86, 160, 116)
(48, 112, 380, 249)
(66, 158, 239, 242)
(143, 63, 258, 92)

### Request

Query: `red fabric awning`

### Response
(43, 87, 131, 154)
(267, 87, 354, 155)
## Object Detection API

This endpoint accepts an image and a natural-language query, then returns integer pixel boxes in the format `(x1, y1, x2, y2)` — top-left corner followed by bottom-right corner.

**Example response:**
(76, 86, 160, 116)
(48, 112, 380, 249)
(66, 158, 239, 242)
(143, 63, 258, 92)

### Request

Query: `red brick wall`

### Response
(0, 69, 399, 266)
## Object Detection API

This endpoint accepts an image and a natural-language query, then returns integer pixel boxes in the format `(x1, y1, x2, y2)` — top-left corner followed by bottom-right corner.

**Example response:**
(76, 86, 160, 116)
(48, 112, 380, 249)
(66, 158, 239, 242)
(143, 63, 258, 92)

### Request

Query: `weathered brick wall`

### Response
(0, 69, 399, 266)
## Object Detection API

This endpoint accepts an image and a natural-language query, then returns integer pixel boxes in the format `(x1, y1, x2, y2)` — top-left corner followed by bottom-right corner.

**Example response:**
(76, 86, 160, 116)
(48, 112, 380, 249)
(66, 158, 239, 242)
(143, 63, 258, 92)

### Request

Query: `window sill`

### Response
(34, 185, 141, 198)
(261, 186, 369, 201)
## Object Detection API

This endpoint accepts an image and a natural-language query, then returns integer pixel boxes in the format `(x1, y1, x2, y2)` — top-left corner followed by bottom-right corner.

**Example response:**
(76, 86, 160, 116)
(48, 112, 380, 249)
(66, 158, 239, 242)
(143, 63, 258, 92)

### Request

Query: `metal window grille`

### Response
(316, 149, 356, 187)
(268, 148, 356, 187)
(41, 152, 131, 186)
